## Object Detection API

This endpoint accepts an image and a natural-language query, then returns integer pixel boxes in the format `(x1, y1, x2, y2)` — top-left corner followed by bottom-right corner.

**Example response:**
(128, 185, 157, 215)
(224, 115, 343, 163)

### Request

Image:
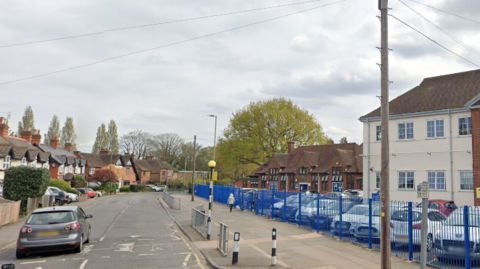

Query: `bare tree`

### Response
(149, 133, 184, 166)
(119, 130, 152, 159)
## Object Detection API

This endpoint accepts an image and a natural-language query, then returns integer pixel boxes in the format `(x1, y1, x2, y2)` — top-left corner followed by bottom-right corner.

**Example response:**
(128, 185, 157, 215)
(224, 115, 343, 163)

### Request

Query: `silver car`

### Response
(331, 204, 370, 235)
(16, 206, 92, 258)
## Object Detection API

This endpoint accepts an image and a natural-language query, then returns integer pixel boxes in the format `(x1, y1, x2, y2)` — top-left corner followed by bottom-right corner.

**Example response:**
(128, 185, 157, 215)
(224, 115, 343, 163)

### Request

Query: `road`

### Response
(0, 192, 209, 269)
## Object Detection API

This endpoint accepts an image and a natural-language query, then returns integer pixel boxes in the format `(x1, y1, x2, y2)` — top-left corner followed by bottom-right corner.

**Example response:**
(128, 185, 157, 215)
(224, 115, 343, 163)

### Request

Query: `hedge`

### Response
(3, 166, 50, 201)
(130, 184, 145, 192)
(71, 175, 87, 188)
(120, 186, 130, 192)
(50, 178, 78, 194)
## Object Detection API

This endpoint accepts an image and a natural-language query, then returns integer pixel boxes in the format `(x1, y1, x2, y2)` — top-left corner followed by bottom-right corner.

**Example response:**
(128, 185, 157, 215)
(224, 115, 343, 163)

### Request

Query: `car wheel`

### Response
(74, 235, 83, 253)
(16, 250, 26, 259)
(85, 228, 91, 244)
(427, 234, 433, 252)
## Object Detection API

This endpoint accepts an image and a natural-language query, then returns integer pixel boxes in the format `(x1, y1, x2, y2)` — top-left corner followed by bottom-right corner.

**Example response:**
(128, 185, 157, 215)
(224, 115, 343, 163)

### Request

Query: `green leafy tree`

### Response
(60, 117, 77, 150)
(44, 115, 61, 144)
(17, 106, 36, 135)
(107, 120, 119, 154)
(217, 97, 331, 176)
(92, 124, 107, 153)
(339, 137, 348, 144)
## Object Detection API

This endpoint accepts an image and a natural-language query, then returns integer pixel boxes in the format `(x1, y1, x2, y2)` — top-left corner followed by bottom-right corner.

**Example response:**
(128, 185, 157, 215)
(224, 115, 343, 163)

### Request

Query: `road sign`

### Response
(372, 191, 381, 202)
(417, 181, 429, 199)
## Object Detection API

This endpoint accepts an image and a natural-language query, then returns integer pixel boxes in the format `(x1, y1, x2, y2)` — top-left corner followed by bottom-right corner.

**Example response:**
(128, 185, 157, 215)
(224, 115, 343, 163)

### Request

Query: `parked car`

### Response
(48, 187, 78, 202)
(272, 195, 299, 218)
(435, 207, 480, 261)
(416, 200, 457, 217)
(280, 194, 316, 222)
(390, 208, 446, 251)
(75, 188, 95, 198)
(54, 191, 71, 206)
(16, 206, 92, 258)
(352, 204, 400, 242)
(295, 199, 332, 224)
(330, 203, 370, 235)
(309, 200, 360, 230)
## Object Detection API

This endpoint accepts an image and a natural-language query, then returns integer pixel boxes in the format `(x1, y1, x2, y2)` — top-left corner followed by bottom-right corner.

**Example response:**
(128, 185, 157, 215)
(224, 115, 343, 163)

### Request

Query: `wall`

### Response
(0, 200, 21, 227)
(363, 111, 474, 205)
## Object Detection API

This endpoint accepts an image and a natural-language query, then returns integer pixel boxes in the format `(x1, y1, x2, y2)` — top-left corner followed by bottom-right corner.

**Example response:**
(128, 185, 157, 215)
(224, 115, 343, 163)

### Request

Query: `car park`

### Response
(390, 208, 446, 251)
(295, 199, 332, 224)
(16, 206, 92, 258)
(330, 203, 370, 235)
(309, 200, 360, 230)
(279, 194, 316, 221)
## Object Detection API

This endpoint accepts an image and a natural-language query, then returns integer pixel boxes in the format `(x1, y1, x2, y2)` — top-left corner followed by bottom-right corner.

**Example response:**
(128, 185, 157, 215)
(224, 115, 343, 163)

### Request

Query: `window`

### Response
(126, 167, 130, 175)
(2, 156, 11, 169)
(59, 165, 65, 174)
(299, 167, 308, 175)
(376, 172, 381, 189)
(427, 171, 445, 190)
(459, 117, 472, 136)
(243, 181, 248, 188)
(376, 125, 381, 141)
(124, 180, 130, 186)
(269, 168, 278, 175)
(311, 174, 319, 191)
(168, 171, 172, 176)
(89, 167, 95, 175)
(321, 181, 329, 191)
(20, 157, 27, 166)
(346, 174, 355, 190)
(43, 162, 49, 169)
(460, 171, 473, 190)
(398, 122, 414, 140)
(332, 167, 342, 175)
(427, 119, 444, 138)
(289, 175, 295, 189)
(398, 171, 415, 190)
(30, 160, 37, 168)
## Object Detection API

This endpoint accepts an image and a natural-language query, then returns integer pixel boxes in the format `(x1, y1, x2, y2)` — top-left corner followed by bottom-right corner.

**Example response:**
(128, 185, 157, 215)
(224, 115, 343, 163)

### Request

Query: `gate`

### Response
(218, 222, 228, 256)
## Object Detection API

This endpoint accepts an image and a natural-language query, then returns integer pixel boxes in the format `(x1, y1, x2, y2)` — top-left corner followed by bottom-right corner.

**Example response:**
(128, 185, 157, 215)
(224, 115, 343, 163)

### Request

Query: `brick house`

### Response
(359, 69, 480, 206)
(131, 156, 177, 185)
(242, 142, 363, 193)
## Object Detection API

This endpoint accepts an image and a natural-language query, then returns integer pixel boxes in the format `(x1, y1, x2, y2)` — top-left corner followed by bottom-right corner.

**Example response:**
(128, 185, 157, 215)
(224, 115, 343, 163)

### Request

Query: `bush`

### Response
(50, 179, 79, 194)
(4, 167, 50, 201)
(130, 184, 145, 192)
(94, 182, 117, 195)
(72, 175, 87, 188)
(120, 186, 130, 192)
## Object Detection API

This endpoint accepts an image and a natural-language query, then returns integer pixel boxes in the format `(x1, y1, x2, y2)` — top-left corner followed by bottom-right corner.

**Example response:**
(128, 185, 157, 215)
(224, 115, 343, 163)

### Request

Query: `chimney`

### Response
(100, 148, 110, 155)
(64, 142, 72, 152)
(146, 156, 154, 160)
(31, 130, 42, 145)
(50, 135, 59, 149)
(0, 117, 9, 137)
(288, 140, 295, 154)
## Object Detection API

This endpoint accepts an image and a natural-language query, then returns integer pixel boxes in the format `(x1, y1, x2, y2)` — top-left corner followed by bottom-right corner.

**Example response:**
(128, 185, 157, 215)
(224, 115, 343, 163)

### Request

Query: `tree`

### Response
(339, 137, 348, 144)
(149, 133, 184, 167)
(217, 97, 331, 177)
(18, 106, 36, 135)
(107, 120, 120, 154)
(45, 115, 61, 145)
(92, 124, 107, 154)
(119, 130, 152, 159)
(60, 117, 77, 150)
(90, 168, 118, 183)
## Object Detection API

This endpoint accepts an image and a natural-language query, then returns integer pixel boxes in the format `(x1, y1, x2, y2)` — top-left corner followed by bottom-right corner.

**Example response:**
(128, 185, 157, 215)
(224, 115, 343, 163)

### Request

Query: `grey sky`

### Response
(0, 0, 478, 153)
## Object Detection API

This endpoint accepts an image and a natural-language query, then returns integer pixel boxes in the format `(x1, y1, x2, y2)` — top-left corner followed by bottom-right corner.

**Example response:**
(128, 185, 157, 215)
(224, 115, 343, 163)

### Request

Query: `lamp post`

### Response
(207, 115, 217, 161)
(207, 160, 216, 240)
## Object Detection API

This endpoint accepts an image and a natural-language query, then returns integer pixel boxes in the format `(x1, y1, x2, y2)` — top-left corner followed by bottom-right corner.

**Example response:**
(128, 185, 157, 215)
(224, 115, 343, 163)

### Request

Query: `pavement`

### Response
(158, 193, 430, 269)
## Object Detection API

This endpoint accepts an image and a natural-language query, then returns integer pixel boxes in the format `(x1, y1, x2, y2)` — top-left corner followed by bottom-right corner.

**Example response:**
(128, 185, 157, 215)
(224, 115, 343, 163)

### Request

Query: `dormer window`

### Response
(269, 168, 278, 175)
(2, 156, 11, 169)
(116, 159, 122, 166)
(43, 162, 49, 169)
(20, 157, 27, 166)
(30, 160, 37, 168)
(59, 165, 65, 174)
(299, 167, 308, 175)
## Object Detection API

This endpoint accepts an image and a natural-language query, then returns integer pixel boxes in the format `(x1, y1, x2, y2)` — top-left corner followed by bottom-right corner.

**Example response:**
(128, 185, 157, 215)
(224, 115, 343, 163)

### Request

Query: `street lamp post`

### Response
(207, 115, 217, 161)
(207, 160, 216, 240)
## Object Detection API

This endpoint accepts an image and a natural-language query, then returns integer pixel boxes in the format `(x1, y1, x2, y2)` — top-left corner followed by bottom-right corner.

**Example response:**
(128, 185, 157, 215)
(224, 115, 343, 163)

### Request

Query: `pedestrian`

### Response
(227, 194, 235, 212)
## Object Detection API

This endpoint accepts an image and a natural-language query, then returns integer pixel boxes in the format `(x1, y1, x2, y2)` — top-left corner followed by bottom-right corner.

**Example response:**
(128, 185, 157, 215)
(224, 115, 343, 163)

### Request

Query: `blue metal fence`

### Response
(194, 185, 479, 269)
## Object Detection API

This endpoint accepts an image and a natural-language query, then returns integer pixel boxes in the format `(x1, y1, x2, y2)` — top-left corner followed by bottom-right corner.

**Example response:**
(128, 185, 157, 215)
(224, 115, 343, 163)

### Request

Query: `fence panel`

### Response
(191, 205, 207, 238)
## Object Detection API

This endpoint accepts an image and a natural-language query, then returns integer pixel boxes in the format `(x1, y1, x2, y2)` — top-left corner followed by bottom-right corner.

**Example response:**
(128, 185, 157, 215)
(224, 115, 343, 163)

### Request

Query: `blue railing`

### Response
(194, 185, 479, 269)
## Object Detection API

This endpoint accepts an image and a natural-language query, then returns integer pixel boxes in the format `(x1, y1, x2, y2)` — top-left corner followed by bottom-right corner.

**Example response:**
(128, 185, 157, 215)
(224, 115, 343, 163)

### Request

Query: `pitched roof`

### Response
(361, 69, 480, 119)
(134, 159, 152, 172)
(36, 144, 76, 164)
(2, 136, 40, 160)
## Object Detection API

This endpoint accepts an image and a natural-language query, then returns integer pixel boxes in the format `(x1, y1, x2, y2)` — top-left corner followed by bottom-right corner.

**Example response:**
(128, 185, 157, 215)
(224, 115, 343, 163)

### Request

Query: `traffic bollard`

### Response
(232, 232, 240, 265)
(272, 228, 277, 266)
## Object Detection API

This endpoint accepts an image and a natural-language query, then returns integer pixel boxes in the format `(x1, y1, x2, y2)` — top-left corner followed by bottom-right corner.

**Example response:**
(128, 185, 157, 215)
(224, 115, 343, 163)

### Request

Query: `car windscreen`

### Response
(26, 211, 76, 225)
(347, 205, 369, 215)
(391, 211, 422, 222)
(325, 202, 340, 211)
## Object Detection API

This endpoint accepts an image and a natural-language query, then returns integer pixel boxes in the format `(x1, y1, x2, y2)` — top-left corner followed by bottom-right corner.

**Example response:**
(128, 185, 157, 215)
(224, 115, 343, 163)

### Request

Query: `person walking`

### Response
(227, 194, 235, 212)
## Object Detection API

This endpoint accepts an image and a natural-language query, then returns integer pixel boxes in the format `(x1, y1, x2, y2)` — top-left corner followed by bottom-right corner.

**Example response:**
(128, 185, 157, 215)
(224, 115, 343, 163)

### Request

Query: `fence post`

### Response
(283, 193, 287, 222)
(298, 192, 302, 225)
(339, 196, 343, 240)
(368, 198, 372, 249)
(232, 232, 240, 265)
(271, 190, 274, 218)
(408, 202, 413, 261)
(316, 193, 320, 232)
(464, 206, 471, 269)
(272, 228, 277, 266)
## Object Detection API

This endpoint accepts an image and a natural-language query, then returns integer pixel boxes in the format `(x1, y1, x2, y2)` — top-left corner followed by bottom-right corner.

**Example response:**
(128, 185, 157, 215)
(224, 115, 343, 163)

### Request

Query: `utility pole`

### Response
(379, 0, 391, 269)
(192, 135, 197, 202)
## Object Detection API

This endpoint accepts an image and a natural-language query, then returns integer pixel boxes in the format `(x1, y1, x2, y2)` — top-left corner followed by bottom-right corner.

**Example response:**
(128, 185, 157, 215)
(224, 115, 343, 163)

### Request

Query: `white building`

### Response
(359, 69, 480, 206)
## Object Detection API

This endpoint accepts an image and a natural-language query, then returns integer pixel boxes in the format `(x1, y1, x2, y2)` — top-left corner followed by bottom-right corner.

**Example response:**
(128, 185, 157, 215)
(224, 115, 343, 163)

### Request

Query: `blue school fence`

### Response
(194, 185, 480, 269)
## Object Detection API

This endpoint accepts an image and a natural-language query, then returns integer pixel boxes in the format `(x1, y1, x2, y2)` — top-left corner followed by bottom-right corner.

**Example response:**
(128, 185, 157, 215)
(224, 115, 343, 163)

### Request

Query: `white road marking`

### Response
(183, 254, 192, 267)
(79, 259, 88, 269)
(130, 235, 142, 238)
(179, 252, 193, 255)
(99, 198, 132, 242)
(115, 242, 135, 252)
(138, 239, 153, 241)
(139, 253, 154, 256)
(20, 260, 46, 265)
(102, 256, 110, 258)
(34, 267, 42, 269)
(83, 245, 94, 255)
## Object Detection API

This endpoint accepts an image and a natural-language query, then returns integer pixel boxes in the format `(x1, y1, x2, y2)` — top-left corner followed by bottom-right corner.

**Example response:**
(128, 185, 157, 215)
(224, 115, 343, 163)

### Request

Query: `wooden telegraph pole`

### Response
(191, 135, 197, 202)
(379, 0, 391, 268)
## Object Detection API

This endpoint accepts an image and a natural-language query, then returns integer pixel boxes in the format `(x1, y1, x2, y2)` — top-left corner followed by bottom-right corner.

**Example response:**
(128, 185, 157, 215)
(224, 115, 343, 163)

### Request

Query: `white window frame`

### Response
(427, 119, 445, 138)
(20, 157, 27, 166)
(126, 167, 130, 175)
(43, 162, 49, 169)
(2, 156, 11, 169)
(398, 171, 415, 190)
(427, 171, 445, 190)
(459, 117, 472, 136)
(89, 167, 95, 175)
(460, 171, 473, 191)
(375, 125, 381, 142)
(398, 122, 414, 140)
(30, 160, 37, 168)
(375, 172, 381, 189)
(59, 164, 65, 174)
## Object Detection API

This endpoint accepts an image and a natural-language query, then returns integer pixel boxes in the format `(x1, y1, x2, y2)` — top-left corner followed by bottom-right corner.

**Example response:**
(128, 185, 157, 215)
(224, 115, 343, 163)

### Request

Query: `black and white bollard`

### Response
(271, 228, 277, 266)
(232, 232, 240, 265)
(207, 180, 213, 240)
